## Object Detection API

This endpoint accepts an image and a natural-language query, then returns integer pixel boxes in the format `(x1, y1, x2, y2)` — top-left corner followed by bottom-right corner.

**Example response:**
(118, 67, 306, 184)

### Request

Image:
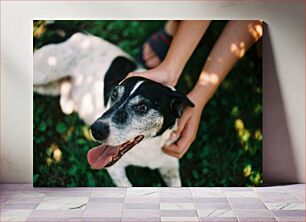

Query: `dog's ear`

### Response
(170, 90, 195, 117)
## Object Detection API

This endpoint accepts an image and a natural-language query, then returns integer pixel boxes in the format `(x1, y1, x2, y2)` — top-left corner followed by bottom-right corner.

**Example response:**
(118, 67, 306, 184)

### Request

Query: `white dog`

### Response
(34, 33, 194, 187)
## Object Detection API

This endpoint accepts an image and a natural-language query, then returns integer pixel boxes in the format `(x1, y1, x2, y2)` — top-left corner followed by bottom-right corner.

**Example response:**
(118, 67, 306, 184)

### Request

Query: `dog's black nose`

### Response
(90, 121, 110, 141)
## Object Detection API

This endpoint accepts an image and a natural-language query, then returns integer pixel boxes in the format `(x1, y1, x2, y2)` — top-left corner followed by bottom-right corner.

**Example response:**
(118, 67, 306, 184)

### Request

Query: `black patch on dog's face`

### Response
(110, 77, 194, 137)
(103, 56, 137, 106)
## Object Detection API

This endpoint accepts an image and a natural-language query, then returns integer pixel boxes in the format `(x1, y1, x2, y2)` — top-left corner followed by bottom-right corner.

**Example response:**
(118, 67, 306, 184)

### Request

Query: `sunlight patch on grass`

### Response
(255, 129, 262, 141)
(82, 126, 93, 141)
(235, 118, 244, 130)
(249, 171, 262, 185)
(243, 164, 252, 177)
(46, 143, 62, 164)
(53, 148, 62, 163)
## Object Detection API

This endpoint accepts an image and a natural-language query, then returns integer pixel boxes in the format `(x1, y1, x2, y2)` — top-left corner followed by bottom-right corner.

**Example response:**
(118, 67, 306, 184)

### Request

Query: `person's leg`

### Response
(142, 21, 180, 68)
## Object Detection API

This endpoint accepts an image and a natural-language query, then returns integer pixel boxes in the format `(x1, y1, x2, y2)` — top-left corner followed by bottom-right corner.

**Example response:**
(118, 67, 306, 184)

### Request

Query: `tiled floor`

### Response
(0, 184, 305, 222)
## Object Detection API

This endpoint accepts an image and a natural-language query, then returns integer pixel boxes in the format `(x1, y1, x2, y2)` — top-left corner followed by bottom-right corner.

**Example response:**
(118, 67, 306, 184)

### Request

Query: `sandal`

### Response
(137, 28, 173, 68)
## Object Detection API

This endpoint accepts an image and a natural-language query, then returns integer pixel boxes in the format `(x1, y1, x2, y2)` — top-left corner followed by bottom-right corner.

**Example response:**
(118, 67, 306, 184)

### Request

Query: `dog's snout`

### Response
(90, 121, 110, 141)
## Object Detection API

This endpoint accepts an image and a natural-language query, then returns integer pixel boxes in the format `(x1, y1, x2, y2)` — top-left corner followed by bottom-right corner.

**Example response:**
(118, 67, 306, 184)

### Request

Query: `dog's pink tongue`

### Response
(87, 144, 119, 169)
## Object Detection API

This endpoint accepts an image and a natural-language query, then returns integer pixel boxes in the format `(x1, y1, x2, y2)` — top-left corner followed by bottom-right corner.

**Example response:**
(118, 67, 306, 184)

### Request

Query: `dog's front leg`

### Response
(159, 164, 182, 187)
(106, 166, 132, 187)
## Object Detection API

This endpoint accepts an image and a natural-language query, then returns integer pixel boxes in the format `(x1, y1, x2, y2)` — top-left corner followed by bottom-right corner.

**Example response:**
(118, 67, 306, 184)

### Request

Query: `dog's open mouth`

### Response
(87, 135, 144, 169)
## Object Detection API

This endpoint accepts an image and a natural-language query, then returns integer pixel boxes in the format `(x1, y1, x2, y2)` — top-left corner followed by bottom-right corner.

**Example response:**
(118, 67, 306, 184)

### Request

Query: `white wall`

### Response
(1, 1, 305, 183)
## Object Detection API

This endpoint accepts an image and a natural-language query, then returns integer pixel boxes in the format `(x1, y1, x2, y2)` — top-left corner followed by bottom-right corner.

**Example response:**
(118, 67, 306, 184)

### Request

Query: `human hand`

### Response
(127, 63, 180, 87)
(162, 91, 205, 158)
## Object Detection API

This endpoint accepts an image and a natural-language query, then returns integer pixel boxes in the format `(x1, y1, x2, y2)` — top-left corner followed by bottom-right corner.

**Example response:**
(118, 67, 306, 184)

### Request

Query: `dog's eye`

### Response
(133, 103, 148, 113)
(111, 88, 119, 101)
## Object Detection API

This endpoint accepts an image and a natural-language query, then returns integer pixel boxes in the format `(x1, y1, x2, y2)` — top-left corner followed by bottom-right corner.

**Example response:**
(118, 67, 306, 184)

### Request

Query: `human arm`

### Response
(129, 20, 211, 86)
(163, 20, 263, 158)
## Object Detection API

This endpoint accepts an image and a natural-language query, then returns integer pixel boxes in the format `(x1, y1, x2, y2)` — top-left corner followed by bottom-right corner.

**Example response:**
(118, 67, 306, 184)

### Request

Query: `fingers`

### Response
(170, 110, 190, 140)
(163, 131, 193, 159)
(163, 118, 195, 159)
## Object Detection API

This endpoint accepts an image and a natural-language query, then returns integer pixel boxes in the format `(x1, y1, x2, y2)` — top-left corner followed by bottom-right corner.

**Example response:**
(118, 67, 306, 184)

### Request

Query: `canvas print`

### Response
(33, 20, 263, 187)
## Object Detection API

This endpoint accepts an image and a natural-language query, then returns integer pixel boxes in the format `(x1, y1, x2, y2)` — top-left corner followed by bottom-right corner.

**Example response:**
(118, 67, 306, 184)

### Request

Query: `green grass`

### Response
(33, 20, 262, 187)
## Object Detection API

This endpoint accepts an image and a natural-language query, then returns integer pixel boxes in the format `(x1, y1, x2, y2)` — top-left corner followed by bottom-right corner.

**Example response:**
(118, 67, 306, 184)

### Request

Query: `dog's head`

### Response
(87, 76, 194, 169)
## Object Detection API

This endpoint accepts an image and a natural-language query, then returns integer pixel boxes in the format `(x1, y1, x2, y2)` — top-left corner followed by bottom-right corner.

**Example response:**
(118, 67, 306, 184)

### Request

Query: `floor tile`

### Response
(83, 217, 121, 222)
(286, 184, 305, 190)
(160, 188, 192, 197)
(200, 217, 238, 222)
(276, 218, 306, 222)
(26, 217, 83, 221)
(122, 217, 161, 221)
(252, 186, 289, 193)
(161, 209, 198, 217)
(292, 191, 305, 201)
(86, 202, 123, 209)
(160, 197, 194, 203)
(230, 202, 266, 209)
(225, 191, 258, 198)
(162, 216, 199, 222)
(7, 197, 44, 204)
(198, 209, 235, 217)
(1, 183, 306, 222)
(1, 202, 7, 208)
(265, 202, 305, 210)
(89, 197, 124, 203)
(196, 202, 231, 209)
(2, 203, 39, 209)
(2, 191, 16, 197)
(122, 209, 160, 217)
(160, 203, 196, 210)
(256, 192, 300, 203)
(29, 209, 84, 217)
(0, 209, 32, 221)
(10, 191, 45, 199)
(25, 186, 92, 192)
(228, 197, 262, 204)
(125, 203, 159, 209)
(237, 217, 277, 222)
(271, 209, 305, 217)
(261, 197, 302, 204)
(1, 184, 24, 191)
(44, 191, 91, 197)
(125, 197, 159, 203)
(234, 209, 274, 218)
(192, 188, 225, 198)
(19, 183, 36, 191)
(91, 189, 125, 197)
(159, 187, 191, 192)
(126, 188, 158, 198)
(83, 208, 123, 217)
(36, 196, 88, 210)
(223, 187, 252, 191)
(91, 187, 125, 192)
(1, 196, 10, 205)
(194, 197, 228, 203)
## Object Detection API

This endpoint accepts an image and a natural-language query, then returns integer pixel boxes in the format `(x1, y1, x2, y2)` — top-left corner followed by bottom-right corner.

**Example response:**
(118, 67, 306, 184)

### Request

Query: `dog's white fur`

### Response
(34, 33, 181, 187)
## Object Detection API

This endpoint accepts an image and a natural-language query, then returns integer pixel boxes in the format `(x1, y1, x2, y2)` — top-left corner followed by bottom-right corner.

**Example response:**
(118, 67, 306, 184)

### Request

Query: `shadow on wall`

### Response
(263, 23, 297, 184)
